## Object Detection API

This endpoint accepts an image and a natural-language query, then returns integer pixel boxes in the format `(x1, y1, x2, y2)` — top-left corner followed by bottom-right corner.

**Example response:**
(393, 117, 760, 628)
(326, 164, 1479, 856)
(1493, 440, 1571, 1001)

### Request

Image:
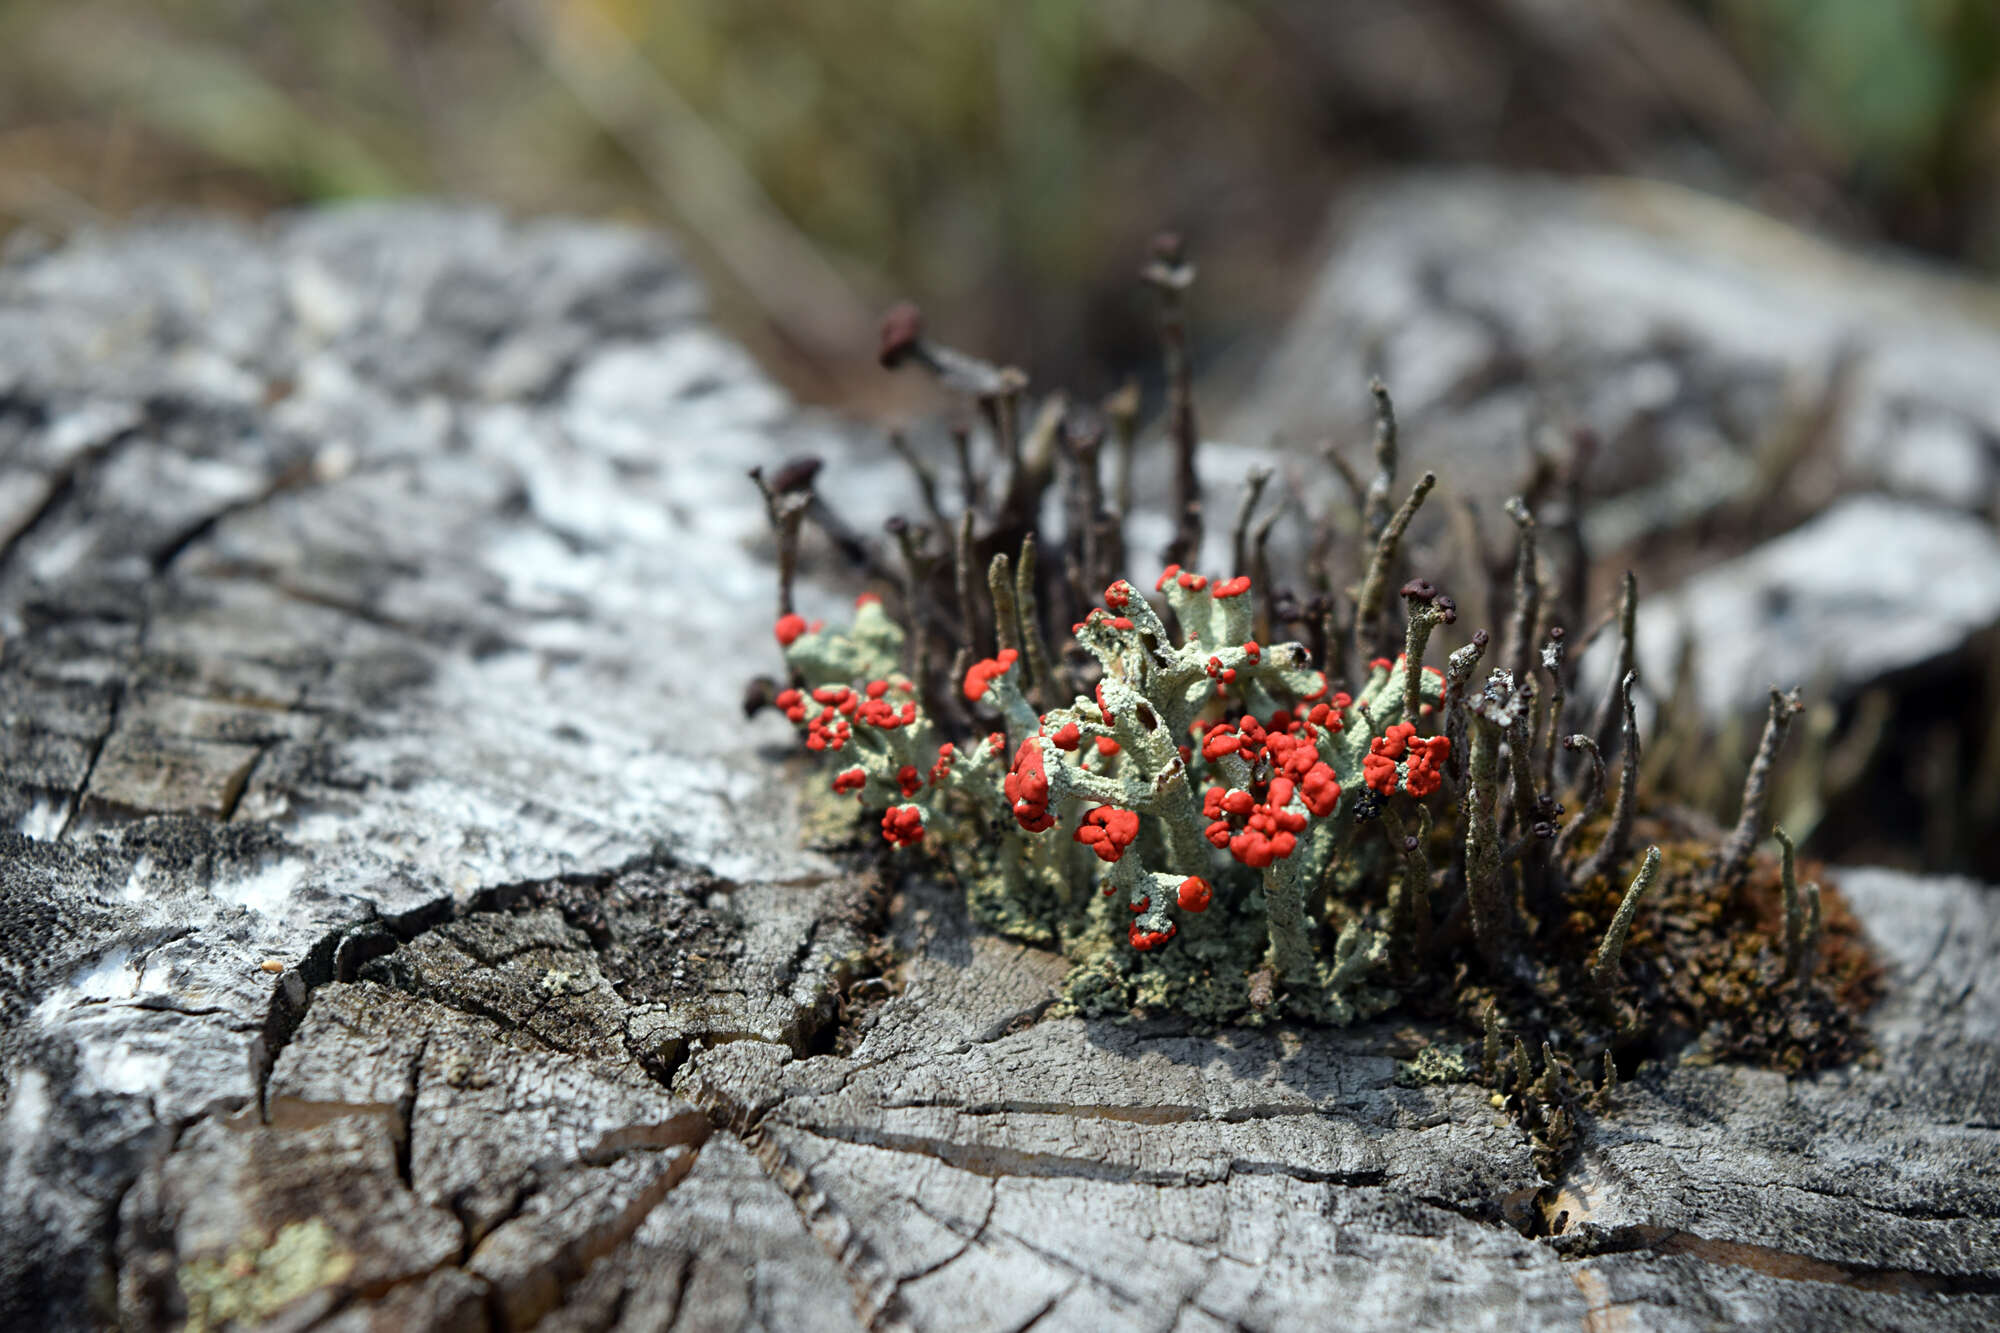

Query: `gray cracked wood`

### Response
(2, 205, 1999, 1332)
(0, 204, 881, 1328)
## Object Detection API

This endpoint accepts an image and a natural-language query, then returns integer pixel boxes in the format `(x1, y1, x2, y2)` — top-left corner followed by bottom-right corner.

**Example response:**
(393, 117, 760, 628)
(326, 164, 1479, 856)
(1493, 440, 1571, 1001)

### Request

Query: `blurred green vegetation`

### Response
(1701, 0, 2000, 260)
(1, 0, 1995, 399)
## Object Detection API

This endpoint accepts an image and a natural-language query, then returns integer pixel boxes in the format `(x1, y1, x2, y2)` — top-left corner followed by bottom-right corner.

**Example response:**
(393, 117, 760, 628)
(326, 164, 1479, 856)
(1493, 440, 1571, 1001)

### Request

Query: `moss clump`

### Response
(1545, 816, 1879, 1073)
(1420, 813, 1879, 1146)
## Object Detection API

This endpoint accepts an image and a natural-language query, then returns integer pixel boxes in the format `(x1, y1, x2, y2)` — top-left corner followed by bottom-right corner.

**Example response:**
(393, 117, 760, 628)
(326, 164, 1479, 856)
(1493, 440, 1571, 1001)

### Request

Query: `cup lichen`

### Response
(747, 237, 1880, 1158)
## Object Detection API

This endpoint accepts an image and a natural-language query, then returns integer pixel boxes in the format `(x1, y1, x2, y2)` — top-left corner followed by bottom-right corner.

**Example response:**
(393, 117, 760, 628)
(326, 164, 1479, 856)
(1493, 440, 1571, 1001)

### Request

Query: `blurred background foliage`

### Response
(0, 0, 1996, 402)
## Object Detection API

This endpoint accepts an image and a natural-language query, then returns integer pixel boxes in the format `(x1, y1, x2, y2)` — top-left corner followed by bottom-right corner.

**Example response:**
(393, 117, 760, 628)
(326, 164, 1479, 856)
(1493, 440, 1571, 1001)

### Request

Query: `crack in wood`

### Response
(218, 741, 271, 822)
(881, 1098, 1210, 1125)
(744, 1125, 907, 1331)
(888, 1185, 994, 1295)
(1562, 1223, 2000, 1295)
(144, 447, 371, 578)
(55, 675, 124, 839)
(0, 419, 143, 576)
(773, 1119, 1390, 1191)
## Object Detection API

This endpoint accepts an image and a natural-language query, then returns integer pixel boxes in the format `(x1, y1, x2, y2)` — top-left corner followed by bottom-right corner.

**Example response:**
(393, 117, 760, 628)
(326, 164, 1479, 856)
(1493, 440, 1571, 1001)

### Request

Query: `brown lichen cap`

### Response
(768, 455, 823, 495)
(878, 302, 925, 369)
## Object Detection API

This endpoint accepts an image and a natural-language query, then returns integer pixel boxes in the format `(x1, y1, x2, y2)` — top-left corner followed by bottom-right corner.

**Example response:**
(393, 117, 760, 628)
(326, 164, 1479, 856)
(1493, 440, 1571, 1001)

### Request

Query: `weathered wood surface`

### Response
(2, 206, 1999, 1332)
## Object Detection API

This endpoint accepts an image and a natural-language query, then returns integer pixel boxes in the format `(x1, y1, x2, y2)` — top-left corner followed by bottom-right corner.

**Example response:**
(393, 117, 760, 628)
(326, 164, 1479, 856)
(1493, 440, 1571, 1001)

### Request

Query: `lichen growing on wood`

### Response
(747, 236, 1879, 1143)
(175, 1220, 355, 1333)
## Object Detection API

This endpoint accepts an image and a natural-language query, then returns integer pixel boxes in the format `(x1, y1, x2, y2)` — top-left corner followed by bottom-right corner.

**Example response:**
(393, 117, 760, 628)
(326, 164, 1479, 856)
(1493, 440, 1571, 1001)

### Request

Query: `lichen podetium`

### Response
(746, 235, 1879, 1154)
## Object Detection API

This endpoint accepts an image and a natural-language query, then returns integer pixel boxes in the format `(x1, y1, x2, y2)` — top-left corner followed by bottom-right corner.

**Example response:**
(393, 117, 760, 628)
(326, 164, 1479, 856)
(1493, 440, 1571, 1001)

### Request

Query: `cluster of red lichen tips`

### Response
(1074, 806, 1140, 862)
(1004, 737, 1055, 832)
(770, 567, 1466, 954)
(1362, 721, 1450, 798)
(774, 612, 824, 646)
(773, 679, 920, 752)
(963, 648, 1019, 701)
(1197, 705, 1346, 867)
(881, 805, 924, 847)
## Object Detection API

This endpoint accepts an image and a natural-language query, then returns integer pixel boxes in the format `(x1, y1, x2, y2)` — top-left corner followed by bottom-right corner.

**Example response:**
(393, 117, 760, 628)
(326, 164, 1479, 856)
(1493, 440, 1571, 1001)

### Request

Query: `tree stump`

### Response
(3, 205, 1998, 1331)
